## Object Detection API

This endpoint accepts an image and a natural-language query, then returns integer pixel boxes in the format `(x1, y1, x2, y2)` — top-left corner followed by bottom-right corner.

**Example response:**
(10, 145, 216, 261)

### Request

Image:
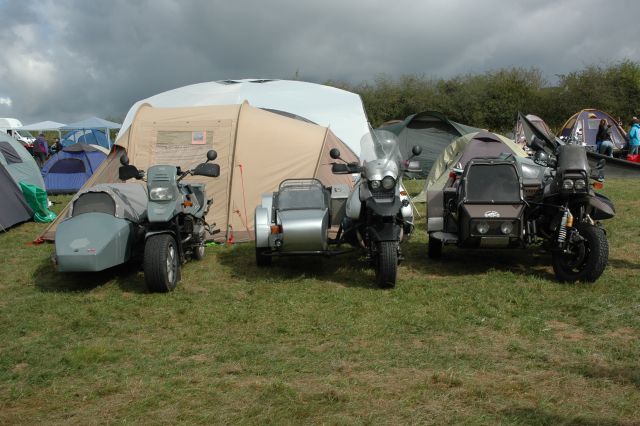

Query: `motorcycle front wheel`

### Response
(376, 241, 398, 288)
(551, 223, 608, 283)
(144, 234, 180, 292)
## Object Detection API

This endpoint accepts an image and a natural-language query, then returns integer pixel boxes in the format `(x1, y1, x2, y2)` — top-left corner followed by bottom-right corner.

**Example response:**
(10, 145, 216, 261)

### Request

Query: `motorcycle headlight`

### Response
(149, 187, 173, 201)
(500, 221, 514, 235)
(574, 179, 586, 190)
(476, 221, 490, 234)
(562, 179, 574, 190)
(370, 180, 381, 190)
(382, 176, 396, 190)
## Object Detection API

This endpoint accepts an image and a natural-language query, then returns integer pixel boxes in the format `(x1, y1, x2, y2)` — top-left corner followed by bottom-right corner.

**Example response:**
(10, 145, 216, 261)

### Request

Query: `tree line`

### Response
(326, 60, 640, 134)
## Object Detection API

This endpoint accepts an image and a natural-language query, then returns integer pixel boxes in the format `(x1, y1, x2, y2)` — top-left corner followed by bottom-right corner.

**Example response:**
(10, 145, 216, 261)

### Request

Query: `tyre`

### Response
(376, 241, 398, 288)
(144, 234, 180, 292)
(552, 223, 608, 283)
(428, 236, 443, 259)
(192, 245, 205, 260)
(255, 247, 272, 267)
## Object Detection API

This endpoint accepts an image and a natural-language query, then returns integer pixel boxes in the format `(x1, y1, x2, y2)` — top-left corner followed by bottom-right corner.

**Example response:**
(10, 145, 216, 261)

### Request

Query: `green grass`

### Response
(1, 181, 639, 424)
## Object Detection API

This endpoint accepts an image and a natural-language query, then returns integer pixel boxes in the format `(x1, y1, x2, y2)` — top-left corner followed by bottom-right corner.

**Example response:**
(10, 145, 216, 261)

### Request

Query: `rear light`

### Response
(270, 225, 282, 234)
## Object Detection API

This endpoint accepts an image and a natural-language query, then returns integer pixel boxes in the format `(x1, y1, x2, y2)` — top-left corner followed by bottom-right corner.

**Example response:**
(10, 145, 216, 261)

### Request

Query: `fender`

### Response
(365, 196, 401, 217)
(588, 192, 616, 220)
(368, 222, 401, 242)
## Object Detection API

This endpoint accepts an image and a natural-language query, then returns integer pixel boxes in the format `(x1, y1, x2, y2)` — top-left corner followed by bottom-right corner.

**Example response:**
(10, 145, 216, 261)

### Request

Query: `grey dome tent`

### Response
(379, 111, 480, 178)
(0, 132, 47, 230)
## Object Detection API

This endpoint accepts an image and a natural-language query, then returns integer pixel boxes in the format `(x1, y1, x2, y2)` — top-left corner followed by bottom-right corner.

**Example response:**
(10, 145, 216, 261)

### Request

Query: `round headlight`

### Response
(370, 180, 381, 189)
(574, 179, 586, 190)
(476, 221, 490, 234)
(562, 179, 574, 190)
(382, 176, 396, 190)
(500, 221, 514, 235)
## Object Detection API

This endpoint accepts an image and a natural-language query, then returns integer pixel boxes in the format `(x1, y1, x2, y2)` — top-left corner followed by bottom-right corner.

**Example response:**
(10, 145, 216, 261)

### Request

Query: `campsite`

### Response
(2, 1, 640, 423)
(1, 178, 639, 423)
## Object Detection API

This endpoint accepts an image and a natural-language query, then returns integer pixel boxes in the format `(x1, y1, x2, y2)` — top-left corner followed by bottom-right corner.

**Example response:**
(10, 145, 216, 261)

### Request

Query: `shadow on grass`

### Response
(608, 257, 640, 270)
(569, 363, 640, 389)
(216, 243, 380, 289)
(33, 257, 146, 294)
(500, 407, 626, 425)
(401, 239, 557, 281)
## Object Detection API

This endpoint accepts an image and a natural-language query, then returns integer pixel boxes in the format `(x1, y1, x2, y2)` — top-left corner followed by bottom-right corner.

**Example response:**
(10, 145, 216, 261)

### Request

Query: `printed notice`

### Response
(192, 131, 206, 145)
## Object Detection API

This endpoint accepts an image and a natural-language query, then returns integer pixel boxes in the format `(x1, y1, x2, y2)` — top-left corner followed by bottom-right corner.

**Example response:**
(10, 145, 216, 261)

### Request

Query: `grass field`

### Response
(1, 180, 639, 424)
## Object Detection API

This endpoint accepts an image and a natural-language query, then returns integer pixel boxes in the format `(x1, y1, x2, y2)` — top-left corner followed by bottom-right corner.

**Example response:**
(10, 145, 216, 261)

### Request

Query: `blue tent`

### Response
(60, 117, 121, 150)
(60, 128, 109, 148)
(41, 144, 108, 194)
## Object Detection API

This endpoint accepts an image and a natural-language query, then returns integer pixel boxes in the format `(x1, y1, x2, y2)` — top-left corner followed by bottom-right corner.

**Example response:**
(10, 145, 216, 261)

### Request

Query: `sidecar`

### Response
(428, 154, 538, 255)
(54, 183, 148, 272)
(254, 179, 350, 265)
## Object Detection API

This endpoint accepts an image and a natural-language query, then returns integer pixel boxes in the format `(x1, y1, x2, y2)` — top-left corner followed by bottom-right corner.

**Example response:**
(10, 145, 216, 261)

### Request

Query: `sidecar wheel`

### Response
(256, 247, 272, 267)
(552, 223, 608, 283)
(192, 245, 205, 260)
(376, 241, 398, 288)
(428, 236, 443, 259)
(144, 234, 180, 292)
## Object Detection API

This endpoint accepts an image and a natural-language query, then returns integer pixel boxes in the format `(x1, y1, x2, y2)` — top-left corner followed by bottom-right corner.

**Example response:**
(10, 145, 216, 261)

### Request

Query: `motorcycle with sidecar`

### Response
(254, 130, 421, 288)
(55, 150, 221, 292)
(427, 120, 615, 283)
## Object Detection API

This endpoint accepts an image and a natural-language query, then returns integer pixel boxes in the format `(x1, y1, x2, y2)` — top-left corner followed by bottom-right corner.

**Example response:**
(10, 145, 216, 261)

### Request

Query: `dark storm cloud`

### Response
(0, 0, 638, 123)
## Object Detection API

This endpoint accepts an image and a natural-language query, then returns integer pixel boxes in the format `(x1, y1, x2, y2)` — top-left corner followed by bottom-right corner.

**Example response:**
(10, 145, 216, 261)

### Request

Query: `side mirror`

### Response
(119, 164, 141, 181)
(411, 145, 422, 156)
(533, 150, 549, 167)
(193, 162, 220, 178)
(329, 148, 341, 160)
(120, 154, 130, 166)
(331, 163, 350, 174)
(207, 150, 218, 162)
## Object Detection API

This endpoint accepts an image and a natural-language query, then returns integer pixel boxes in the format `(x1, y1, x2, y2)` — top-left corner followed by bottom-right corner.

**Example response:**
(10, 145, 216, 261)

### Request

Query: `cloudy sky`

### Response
(0, 0, 638, 124)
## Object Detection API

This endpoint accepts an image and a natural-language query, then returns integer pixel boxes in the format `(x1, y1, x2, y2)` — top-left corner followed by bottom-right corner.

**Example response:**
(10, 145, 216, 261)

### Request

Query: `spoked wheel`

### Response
(255, 247, 272, 267)
(428, 236, 443, 259)
(144, 234, 180, 292)
(551, 223, 608, 283)
(376, 241, 398, 288)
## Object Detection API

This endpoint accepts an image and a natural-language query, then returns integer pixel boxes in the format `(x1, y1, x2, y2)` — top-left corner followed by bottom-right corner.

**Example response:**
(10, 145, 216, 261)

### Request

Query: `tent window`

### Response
(0, 142, 23, 164)
(49, 158, 86, 173)
(72, 192, 116, 217)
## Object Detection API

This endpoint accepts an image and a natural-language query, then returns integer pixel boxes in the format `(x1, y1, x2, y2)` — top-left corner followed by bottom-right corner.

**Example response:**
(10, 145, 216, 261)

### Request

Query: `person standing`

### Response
(33, 133, 49, 166)
(629, 117, 640, 155)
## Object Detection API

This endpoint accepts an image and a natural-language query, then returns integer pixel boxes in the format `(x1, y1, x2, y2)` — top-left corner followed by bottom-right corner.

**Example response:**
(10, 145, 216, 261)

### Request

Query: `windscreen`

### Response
(72, 192, 116, 216)
(359, 128, 403, 166)
(277, 180, 328, 210)
(465, 164, 520, 203)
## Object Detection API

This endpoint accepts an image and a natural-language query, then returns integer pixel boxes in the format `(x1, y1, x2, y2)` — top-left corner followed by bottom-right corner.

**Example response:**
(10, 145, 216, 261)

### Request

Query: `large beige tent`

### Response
(39, 102, 357, 242)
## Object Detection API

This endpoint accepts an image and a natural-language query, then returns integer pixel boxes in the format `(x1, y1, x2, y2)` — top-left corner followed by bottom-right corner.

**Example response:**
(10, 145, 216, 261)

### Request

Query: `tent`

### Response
(379, 111, 480, 178)
(60, 128, 109, 148)
(416, 131, 527, 204)
(16, 121, 67, 132)
(117, 79, 370, 156)
(41, 144, 108, 194)
(559, 109, 626, 153)
(0, 132, 44, 230)
(60, 117, 121, 150)
(38, 102, 358, 242)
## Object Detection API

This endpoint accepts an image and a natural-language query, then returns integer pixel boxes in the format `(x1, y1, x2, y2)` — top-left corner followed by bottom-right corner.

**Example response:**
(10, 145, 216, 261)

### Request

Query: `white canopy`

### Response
(117, 79, 369, 155)
(17, 121, 67, 131)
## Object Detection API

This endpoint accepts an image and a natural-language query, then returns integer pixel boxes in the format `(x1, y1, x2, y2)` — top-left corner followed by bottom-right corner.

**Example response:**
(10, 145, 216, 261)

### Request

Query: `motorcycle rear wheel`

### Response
(376, 241, 398, 288)
(551, 223, 608, 283)
(144, 234, 180, 292)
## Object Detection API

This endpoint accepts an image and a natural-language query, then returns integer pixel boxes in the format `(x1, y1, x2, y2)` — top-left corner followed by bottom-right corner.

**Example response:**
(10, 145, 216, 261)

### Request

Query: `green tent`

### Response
(379, 111, 480, 178)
